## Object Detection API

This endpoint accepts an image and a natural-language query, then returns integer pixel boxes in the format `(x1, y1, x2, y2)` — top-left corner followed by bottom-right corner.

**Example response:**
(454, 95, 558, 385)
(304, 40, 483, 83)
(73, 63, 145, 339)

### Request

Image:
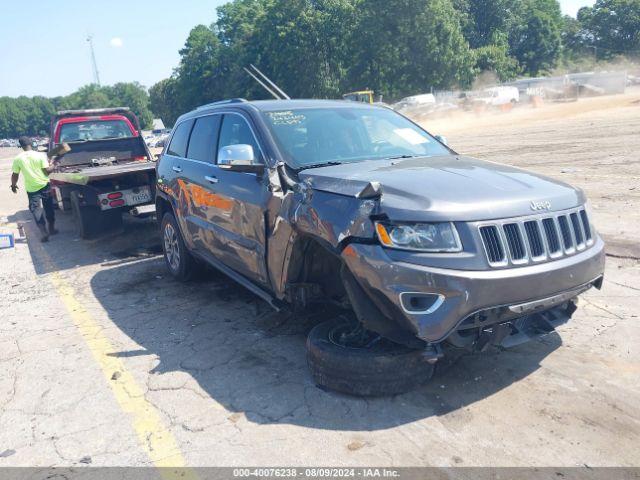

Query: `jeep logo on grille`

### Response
(530, 200, 552, 211)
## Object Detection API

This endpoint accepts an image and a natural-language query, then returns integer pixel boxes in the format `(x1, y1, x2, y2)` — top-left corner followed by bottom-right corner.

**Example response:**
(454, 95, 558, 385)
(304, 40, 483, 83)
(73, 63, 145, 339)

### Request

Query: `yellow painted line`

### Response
(34, 243, 199, 479)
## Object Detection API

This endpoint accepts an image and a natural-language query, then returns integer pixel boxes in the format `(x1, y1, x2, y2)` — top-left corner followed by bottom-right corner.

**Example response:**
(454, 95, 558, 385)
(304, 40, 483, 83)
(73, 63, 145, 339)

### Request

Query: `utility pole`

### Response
(87, 35, 101, 86)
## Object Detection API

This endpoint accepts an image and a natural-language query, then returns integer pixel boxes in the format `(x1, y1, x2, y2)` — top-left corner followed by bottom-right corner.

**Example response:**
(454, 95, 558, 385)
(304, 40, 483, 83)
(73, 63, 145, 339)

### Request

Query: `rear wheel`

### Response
(306, 317, 435, 396)
(70, 191, 122, 239)
(161, 212, 200, 281)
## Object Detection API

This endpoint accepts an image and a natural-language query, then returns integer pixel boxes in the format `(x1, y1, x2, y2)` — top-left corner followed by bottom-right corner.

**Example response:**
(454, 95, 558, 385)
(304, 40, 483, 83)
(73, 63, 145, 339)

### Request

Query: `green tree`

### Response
(216, 0, 269, 46)
(64, 84, 111, 110)
(509, 0, 563, 75)
(63, 83, 153, 129)
(174, 25, 226, 111)
(248, 0, 356, 99)
(149, 78, 181, 127)
(349, 0, 476, 99)
(578, 0, 640, 57)
(559, 14, 597, 68)
(108, 82, 154, 128)
(0, 98, 26, 138)
(473, 32, 520, 80)
(29, 96, 56, 135)
(0, 82, 153, 137)
(456, 0, 516, 48)
(453, 0, 520, 81)
(0, 96, 44, 138)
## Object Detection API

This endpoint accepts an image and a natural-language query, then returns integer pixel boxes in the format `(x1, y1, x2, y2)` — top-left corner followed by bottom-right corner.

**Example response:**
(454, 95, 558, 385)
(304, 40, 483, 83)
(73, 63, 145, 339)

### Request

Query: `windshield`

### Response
(261, 107, 450, 169)
(59, 119, 134, 143)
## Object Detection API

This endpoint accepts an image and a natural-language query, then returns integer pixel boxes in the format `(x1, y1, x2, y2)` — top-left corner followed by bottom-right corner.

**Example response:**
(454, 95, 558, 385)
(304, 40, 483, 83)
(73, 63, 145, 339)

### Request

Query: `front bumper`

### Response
(341, 235, 605, 343)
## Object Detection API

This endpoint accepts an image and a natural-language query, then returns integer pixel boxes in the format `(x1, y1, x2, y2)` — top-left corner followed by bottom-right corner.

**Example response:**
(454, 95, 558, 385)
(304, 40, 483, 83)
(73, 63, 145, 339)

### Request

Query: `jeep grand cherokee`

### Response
(155, 99, 605, 396)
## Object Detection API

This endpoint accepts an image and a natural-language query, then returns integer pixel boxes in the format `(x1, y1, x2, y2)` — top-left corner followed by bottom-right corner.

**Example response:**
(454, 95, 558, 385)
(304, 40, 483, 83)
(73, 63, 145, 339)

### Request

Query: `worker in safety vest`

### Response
(10, 136, 59, 242)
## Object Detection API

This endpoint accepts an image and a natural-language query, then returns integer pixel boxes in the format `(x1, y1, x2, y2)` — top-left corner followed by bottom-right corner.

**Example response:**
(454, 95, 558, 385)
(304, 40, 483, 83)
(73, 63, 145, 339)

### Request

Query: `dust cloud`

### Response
(415, 86, 640, 137)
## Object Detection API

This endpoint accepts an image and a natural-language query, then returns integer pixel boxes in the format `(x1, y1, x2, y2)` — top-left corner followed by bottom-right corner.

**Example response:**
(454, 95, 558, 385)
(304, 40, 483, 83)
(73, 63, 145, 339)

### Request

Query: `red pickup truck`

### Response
(48, 108, 156, 238)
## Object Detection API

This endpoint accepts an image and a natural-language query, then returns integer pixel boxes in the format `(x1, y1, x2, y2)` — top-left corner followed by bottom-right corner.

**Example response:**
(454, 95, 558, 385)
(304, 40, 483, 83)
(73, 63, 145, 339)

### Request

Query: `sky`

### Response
(561, 0, 595, 16)
(0, 0, 594, 98)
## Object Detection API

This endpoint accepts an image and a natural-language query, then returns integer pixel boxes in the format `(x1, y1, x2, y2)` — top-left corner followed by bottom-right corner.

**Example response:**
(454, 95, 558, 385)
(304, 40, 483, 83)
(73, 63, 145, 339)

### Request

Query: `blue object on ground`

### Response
(0, 233, 15, 249)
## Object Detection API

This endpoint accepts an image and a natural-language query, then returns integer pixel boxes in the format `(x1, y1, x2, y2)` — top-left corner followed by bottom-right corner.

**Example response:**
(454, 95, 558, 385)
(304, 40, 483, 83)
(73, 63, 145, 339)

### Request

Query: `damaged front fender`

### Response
(267, 177, 383, 299)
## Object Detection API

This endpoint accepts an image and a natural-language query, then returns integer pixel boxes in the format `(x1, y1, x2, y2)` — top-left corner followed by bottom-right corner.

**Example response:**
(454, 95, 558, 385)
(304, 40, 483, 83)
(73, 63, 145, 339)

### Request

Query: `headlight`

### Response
(375, 221, 462, 252)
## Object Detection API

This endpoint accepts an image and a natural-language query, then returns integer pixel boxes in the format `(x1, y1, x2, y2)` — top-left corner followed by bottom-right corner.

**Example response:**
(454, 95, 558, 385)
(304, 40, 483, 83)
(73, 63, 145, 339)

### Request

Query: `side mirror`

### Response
(435, 135, 448, 146)
(218, 144, 264, 173)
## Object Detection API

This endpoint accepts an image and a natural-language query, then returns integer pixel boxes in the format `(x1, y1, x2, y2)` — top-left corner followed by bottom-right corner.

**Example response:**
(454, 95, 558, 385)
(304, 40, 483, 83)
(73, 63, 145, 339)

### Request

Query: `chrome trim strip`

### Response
(508, 282, 593, 314)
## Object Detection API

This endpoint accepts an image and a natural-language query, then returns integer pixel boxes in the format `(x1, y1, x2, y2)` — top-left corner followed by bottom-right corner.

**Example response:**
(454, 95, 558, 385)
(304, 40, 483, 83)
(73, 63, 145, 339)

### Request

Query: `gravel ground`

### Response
(0, 92, 638, 469)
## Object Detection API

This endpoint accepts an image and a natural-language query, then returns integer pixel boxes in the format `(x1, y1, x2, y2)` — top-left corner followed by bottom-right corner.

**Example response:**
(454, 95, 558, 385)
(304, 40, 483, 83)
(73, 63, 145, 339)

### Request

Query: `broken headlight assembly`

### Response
(375, 221, 462, 252)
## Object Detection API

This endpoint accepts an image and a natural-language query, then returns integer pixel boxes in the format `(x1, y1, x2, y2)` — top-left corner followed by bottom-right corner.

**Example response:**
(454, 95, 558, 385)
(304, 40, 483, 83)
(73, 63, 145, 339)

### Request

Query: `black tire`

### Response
(70, 191, 122, 239)
(161, 212, 200, 281)
(306, 318, 435, 396)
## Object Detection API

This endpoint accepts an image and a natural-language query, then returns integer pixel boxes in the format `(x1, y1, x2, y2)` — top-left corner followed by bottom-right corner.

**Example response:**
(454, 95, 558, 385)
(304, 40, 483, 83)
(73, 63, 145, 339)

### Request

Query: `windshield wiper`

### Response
(385, 154, 419, 160)
(297, 161, 344, 171)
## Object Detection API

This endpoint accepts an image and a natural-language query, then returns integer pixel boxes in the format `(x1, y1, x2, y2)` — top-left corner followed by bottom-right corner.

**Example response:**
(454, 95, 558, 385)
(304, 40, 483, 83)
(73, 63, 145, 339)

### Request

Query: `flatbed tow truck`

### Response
(47, 108, 156, 238)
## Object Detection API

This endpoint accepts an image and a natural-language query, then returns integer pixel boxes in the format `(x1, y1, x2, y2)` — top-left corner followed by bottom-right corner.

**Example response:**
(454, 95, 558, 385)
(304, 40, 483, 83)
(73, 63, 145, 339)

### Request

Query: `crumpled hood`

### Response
(297, 155, 585, 222)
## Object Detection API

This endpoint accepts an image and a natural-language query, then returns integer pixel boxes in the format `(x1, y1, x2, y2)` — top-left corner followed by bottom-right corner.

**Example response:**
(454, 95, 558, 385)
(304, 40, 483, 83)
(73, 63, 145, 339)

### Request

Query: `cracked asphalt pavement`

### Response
(1, 93, 639, 468)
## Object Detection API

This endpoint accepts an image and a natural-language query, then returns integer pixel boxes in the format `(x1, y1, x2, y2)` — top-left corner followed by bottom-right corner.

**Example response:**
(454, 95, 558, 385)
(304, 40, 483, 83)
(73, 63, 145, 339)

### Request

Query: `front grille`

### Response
(479, 207, 594, 267)
(524, 221, 544, 257)
(580, 210, 592, 241)
(558, 215, 573, 250)
(570, 212, 584, 246)
(504, 223, 526, 260)
(542, 218, 561, 254)
(479, 226, 505, 264)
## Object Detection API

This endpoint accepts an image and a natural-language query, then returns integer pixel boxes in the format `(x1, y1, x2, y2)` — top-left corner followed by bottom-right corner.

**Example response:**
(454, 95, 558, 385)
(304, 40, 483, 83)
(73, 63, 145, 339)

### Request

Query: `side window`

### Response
(167, 119, 194, 157)
(187, 115, 221, 163)
(217, 114, 262, 164)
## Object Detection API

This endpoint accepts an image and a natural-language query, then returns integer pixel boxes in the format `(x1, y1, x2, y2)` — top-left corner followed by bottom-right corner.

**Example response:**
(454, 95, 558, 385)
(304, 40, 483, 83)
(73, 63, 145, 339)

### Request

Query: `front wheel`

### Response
(306, 318, 435, 396)
(161, 212, 200, 281)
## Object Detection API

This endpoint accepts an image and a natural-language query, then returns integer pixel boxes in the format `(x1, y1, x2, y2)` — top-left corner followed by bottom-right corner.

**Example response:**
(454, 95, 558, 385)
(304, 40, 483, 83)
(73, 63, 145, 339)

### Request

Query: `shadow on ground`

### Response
(20, 206, 561, 431)
(8, 208, 160, 275)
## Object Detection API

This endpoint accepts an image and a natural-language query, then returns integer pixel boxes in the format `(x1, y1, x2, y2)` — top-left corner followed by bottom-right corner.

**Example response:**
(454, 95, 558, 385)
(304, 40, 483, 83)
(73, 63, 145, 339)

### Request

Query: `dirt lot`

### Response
(0, 92, 639, 469)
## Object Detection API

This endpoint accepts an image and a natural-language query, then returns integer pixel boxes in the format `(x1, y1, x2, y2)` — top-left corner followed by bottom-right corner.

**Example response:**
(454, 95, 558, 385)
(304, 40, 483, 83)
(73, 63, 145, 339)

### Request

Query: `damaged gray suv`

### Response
(156, 99, 605, 396)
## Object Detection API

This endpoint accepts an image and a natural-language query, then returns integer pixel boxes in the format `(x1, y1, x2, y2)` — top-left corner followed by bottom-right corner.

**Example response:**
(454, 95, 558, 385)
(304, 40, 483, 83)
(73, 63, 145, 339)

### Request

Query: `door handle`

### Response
(172, 166, 182, 173)
(205, 175, 219, 184)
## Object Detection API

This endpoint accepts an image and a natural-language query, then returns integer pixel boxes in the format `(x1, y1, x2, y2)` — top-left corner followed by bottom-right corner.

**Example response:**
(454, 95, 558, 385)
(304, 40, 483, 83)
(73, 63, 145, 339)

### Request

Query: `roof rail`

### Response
(196, 98, 248, 109)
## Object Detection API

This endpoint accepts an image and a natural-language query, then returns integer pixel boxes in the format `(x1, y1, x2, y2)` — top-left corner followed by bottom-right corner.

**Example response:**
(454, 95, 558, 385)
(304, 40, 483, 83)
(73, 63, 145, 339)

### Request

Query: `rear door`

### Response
(195, 112, 271, 286)
(160, 118, 197, 247)
(181, 114, 224, 254)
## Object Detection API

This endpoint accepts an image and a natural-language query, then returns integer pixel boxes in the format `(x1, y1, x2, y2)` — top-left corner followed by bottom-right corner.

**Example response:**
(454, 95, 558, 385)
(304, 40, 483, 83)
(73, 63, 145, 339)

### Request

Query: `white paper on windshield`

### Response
(394, 128, 430, 145)
(267, 111, 305, 125)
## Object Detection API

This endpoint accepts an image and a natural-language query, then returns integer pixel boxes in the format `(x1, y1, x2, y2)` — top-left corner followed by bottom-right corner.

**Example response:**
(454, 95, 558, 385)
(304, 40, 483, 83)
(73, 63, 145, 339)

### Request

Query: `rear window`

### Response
(167, 120, 194, 157)
(59, 120, 134, 142)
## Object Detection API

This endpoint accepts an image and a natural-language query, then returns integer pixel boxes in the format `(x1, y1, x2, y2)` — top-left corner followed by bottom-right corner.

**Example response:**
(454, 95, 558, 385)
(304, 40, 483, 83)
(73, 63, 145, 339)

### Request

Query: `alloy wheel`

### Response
(163, 222, 181, 272)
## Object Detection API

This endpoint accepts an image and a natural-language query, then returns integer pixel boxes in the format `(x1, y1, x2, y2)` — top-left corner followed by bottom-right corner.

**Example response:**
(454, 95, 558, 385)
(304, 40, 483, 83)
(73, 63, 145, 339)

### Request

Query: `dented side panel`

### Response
(265, 185, 379, 298)
(291, 187, 377, 249)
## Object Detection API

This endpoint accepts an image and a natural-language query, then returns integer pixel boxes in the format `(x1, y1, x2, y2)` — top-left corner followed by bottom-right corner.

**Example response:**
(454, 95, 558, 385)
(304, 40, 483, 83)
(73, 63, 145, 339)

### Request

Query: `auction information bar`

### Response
(0, 468, 638, 480)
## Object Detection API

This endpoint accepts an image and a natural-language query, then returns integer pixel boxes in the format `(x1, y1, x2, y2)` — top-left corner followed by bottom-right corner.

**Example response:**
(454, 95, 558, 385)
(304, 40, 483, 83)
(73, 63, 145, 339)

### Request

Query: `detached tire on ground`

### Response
(306, 318, 435, 396)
